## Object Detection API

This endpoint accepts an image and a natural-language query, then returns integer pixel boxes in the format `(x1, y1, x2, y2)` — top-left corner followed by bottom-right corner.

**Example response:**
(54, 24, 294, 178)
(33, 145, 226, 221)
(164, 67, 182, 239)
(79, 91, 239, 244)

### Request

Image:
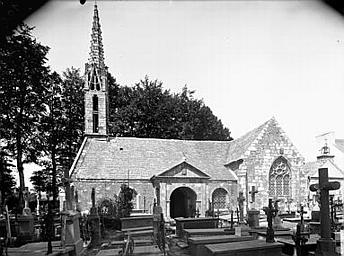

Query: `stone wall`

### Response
(236, 118, 305, 211)
(73, 179, 154, 213)
(159, 180, 237, 219)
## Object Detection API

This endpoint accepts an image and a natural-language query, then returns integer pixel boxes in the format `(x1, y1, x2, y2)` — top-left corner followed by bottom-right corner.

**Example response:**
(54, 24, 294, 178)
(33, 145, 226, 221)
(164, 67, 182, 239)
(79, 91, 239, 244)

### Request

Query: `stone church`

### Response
(70, 4, 308, 219)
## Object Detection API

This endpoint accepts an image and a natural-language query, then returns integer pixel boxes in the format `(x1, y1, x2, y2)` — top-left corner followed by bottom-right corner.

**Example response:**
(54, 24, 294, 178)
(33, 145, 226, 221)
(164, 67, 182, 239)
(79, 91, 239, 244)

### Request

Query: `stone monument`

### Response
(153, 199, 163, 244)
(247, 186, 260, 228)
(273, 199, 283, 229)
(61, 178, 83, 255)
(310, 168, 340, 256)
(88, 187, 101, 247)
(263, 198, 278, 243)
(17, 188, 34, 243)
(237, 191, 245, 224)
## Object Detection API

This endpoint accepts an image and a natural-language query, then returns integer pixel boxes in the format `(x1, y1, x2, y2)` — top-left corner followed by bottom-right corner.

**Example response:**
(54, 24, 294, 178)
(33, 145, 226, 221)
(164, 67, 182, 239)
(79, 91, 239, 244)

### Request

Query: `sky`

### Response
(25, 0, 344, 163)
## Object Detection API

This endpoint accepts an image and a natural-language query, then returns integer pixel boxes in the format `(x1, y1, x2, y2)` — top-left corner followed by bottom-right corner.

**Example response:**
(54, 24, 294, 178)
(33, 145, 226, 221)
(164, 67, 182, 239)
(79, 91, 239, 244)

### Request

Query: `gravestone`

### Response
(17, 188, 34, 243)
(263, 198, 278, 243)
(237, 192, 245, 224)
(292, 205, 310, 256)
(153, 200, 162, 242)
(273, 199, 283, 229)
(88, 188, 101, 247)
(61, 178, 83, 255)
(309, 168, 340, 256)
(247, 186, 260, 228)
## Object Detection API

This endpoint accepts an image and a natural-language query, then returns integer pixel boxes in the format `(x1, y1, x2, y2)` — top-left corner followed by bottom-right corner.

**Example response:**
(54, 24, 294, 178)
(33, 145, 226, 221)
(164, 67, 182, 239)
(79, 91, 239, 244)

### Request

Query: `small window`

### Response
(93, 113, 99, 133)
(93, 95, 98, 111)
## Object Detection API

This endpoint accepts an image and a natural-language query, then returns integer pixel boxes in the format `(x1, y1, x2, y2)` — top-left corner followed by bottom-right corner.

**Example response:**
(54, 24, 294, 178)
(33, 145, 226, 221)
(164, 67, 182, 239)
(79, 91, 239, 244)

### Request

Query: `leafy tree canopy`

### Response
(109, 76, 232, 141)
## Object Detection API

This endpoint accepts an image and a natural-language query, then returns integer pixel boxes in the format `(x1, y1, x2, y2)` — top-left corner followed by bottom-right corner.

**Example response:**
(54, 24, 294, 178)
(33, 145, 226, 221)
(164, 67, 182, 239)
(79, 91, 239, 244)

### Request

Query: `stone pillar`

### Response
(247, 210, 260, 228)
(63, 211, 83, 254)
(88, 188, 101, 247)
(17, 188, 34, 243)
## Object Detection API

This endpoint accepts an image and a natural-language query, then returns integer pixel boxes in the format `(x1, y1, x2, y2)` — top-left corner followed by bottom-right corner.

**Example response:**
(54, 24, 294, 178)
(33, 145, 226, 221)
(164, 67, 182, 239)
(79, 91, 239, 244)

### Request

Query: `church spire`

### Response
(84, 3, 109, 136)
(89, 3, 105, 70)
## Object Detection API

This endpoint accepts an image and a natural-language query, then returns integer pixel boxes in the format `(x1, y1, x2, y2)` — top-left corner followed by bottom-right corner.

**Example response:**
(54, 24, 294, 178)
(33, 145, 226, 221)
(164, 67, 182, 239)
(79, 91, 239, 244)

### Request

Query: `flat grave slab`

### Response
(96, 245, 164, 256)
(277, 234, 319, 255)
(188, 235, 254, 256)
(204, 239, 284, 256)
(256, 230, 293, 238)
(6, 241, 75, 256)
(175, 217, 219, 237)
(283, 217, 311, 223)
(183, 228, 235, 240)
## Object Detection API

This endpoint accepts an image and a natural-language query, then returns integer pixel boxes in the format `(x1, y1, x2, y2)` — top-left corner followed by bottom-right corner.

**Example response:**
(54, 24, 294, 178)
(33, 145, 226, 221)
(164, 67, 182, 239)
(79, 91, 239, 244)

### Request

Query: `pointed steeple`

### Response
(84, 3, 109, 136)
(89, 3, 105, 71)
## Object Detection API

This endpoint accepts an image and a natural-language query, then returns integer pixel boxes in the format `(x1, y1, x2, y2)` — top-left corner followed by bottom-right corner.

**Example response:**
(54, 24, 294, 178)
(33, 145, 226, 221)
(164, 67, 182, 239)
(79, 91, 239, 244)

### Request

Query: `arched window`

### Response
(212, 188, 228, 210)
(269, 156, 291, 198)
(88, 66, 101, 91)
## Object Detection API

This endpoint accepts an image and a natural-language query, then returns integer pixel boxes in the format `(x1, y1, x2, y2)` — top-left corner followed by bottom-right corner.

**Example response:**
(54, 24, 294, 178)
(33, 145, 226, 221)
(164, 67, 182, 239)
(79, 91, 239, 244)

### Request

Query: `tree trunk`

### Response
(51, 146, 57, 209)
(16, 121, 25, 212)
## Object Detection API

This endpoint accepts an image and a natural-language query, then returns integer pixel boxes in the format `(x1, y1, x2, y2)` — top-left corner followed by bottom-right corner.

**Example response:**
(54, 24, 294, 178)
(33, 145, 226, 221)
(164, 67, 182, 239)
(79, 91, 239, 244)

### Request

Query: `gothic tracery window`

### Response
(269, 157, 291, 197)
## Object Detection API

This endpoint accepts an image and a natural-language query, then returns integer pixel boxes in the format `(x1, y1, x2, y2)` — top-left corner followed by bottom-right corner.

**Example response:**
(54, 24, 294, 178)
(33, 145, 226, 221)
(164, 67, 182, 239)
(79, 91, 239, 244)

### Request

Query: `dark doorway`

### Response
(170, 187, 197, 218)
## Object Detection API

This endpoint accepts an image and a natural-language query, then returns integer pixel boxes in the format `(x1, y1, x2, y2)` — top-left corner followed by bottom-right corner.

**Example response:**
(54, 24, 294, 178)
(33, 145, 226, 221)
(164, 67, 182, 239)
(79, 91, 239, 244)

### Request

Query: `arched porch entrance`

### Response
(170, 187, 197, 218)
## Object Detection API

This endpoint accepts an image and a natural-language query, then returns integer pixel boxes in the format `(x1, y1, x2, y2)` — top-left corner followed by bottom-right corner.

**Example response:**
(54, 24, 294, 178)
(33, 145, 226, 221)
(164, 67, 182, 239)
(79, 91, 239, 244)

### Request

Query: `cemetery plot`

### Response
(188, 235, 254, 256)
(203, 239, 284, 256)
(175, 217, 219, 237)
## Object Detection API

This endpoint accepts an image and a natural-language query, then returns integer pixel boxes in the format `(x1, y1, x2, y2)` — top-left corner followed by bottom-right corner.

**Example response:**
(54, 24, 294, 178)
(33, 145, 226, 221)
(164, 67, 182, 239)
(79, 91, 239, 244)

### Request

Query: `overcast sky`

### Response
(26, 0, 344, 162)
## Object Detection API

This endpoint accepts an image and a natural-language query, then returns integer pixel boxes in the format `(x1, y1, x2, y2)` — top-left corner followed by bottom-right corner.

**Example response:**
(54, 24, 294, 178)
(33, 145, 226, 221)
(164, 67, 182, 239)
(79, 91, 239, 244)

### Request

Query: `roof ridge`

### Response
(95, 136, 232, 143)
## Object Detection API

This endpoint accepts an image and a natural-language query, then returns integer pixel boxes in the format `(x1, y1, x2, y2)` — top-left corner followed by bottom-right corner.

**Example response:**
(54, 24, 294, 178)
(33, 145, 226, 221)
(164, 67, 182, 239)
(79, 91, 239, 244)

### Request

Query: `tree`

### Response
(116, 183, 137, 218)
(59, 68, 84, 175)
(109, 76, 232, 141)
(0, 146, 16, 208)
(30, 68, 84, 206)
(0, 24, 50, 209)
(36, 72, 64, 207)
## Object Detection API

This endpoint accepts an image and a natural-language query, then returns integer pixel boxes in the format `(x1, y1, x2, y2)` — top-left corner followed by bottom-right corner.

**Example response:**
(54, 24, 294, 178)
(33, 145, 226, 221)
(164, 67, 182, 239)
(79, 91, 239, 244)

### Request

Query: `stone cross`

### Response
(309, 168, 340, 256)
(236, 207, 240, 224)
(298, 205, 307, 232)
(263, 198, 278, 243)
(237, 192, 245, 223)
(249, 186, 259, 210)
(90, 187, 97, 214)
(71, 185, 75, 210)
(249, 186, 258, 203)
(22, 188, 31, 216)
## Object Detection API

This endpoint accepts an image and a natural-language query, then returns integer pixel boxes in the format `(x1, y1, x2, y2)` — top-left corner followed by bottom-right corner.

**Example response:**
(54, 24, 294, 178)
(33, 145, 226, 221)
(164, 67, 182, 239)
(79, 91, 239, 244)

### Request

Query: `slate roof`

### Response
(309, 159, 344, 179)
(71, 118, 275, 182)
(335, 139, 344, 154)
(225, 119, 270, 163)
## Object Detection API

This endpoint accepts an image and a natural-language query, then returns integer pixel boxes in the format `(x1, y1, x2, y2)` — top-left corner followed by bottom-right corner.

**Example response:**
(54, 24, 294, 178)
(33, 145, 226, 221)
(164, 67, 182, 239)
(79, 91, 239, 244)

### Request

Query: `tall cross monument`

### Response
(84, 3, 109, 136)
(310, 168, 340, 256)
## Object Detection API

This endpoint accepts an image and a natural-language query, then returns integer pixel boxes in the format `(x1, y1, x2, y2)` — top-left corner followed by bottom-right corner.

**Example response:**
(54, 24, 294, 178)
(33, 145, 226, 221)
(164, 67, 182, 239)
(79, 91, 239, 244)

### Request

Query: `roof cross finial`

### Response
(182, 152, 187, 162)
(320, 139, 330, 155)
